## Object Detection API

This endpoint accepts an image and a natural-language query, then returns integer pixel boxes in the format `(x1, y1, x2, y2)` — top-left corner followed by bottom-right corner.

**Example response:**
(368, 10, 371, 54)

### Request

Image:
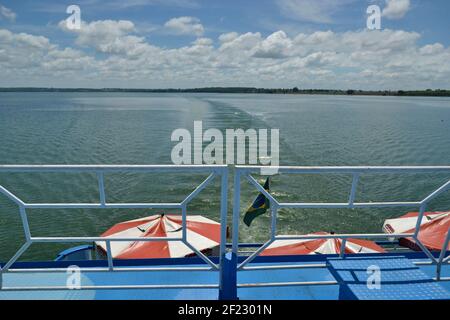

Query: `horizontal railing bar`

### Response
(5, 165, 448, 173)
(0, 165, 226, 173)
(242, 264, 326, 271)
(278, 202, 421, 209)
(237, 281, 338, 288)
(6, 266, 215, 273)
(241, 260, 440, 271)
(0, 284, 219, 291)
(236, 166, 450, 174)
(227, 243, 265, 248)
(31, 237, 182, 243)
(414, 260, 450, 265)
(231, 241, 402, 247)
(24, 203, 182, 209)
(274, 233, 414, 240)
(6, 259, 442, 273)
(385, 247, 411, 251)
(434, 277, 450, 282)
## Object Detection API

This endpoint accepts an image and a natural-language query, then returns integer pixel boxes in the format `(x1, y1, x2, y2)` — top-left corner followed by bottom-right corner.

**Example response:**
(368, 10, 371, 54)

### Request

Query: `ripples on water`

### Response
(0, 92, 449, 260)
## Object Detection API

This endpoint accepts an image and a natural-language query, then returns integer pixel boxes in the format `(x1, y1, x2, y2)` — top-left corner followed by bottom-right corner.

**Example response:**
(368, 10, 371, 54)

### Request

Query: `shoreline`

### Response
(1, 87, 450, 97)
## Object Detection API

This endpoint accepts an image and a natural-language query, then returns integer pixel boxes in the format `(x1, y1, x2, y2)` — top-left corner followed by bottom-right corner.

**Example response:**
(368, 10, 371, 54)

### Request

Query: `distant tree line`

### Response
(1, 87, 449, 97)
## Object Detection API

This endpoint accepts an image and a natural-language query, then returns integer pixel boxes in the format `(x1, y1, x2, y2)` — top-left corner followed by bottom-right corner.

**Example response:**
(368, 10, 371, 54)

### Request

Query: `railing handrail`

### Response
(236, 165, 450, 173)
(0, 164, 227, 172)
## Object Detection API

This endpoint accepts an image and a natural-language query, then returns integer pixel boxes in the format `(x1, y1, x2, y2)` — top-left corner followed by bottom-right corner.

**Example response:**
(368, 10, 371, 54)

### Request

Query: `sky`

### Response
(0, 0, 449, 89)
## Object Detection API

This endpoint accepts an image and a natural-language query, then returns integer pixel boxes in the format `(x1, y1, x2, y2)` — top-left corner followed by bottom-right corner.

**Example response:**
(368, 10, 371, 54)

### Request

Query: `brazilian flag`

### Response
(243, 178, 270, 227)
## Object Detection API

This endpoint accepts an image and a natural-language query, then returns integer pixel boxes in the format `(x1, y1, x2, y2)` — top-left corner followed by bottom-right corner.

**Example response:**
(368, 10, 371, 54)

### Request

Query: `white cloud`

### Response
(0, 5, 16, 22)
(219, 32, 239, 43)
(253, 31, 292, 59)
(1, 23, 450, 90)
(0, 29, 93, 81)
(193, 37, 213, 46)
(164, 16, 204, 36)
(382, 0, 411, 19)
(59, 20, 158, 57)
(97, 0, 199, 9)
(420, 43, 445, 55)
(276, 0, 357, 23)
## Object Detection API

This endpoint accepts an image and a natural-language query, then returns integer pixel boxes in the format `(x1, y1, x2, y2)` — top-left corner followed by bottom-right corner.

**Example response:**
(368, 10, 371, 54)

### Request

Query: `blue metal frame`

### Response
(218, 253, 238, 300)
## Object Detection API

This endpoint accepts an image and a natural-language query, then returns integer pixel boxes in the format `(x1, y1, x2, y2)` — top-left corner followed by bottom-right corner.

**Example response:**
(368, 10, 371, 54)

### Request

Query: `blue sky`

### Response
(0, 0, 449, 89)
(2, 0, 450, 46)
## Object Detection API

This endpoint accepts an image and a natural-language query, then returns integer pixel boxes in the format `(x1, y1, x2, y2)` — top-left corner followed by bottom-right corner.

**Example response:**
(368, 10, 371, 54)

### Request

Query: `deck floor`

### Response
(0, 257, 449, 300)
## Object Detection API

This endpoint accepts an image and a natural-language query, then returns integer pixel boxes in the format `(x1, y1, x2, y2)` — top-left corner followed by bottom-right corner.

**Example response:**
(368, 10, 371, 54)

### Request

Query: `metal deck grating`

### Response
(327, 256, 450, 300)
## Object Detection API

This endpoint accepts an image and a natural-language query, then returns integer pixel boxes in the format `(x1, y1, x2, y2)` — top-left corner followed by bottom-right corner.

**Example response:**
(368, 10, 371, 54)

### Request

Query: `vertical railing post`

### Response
(231, 169, 241, 256)
(19, 206, 32, 241)
(106, 240, 114, 271)
(97, 172, 106, 206)
(270, 205, 278, 241)
(414, 204, 426, 238)
(219, 252, 238, 300)
(220, 167, 241, 300)
(348, 174, 359, 206)
(340, 239, 347, 258)
(181, 204, 187, 243)
(436, 228, 450, 281)
(218, 167, 230, 297)
(413, 203, 437, 263)
(0, 203, 33, 290)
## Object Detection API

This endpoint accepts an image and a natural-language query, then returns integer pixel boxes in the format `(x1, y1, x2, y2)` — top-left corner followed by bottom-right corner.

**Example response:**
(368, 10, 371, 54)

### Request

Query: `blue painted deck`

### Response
(328, 256, 450, 300)
(0, 253, 449, 300)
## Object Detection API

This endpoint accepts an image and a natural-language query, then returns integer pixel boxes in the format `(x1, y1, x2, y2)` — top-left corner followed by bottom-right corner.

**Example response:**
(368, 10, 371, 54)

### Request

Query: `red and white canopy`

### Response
(261, 232, 386, 256)
(96, 214, 222, 259)
(383, 211, 450, 251)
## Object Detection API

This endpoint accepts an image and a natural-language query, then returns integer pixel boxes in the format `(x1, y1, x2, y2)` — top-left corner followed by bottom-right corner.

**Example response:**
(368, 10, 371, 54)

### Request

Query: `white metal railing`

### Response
(1, 165, 449, 295)
(232, 166, 450, 284)
(0, 165, 229, 291)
